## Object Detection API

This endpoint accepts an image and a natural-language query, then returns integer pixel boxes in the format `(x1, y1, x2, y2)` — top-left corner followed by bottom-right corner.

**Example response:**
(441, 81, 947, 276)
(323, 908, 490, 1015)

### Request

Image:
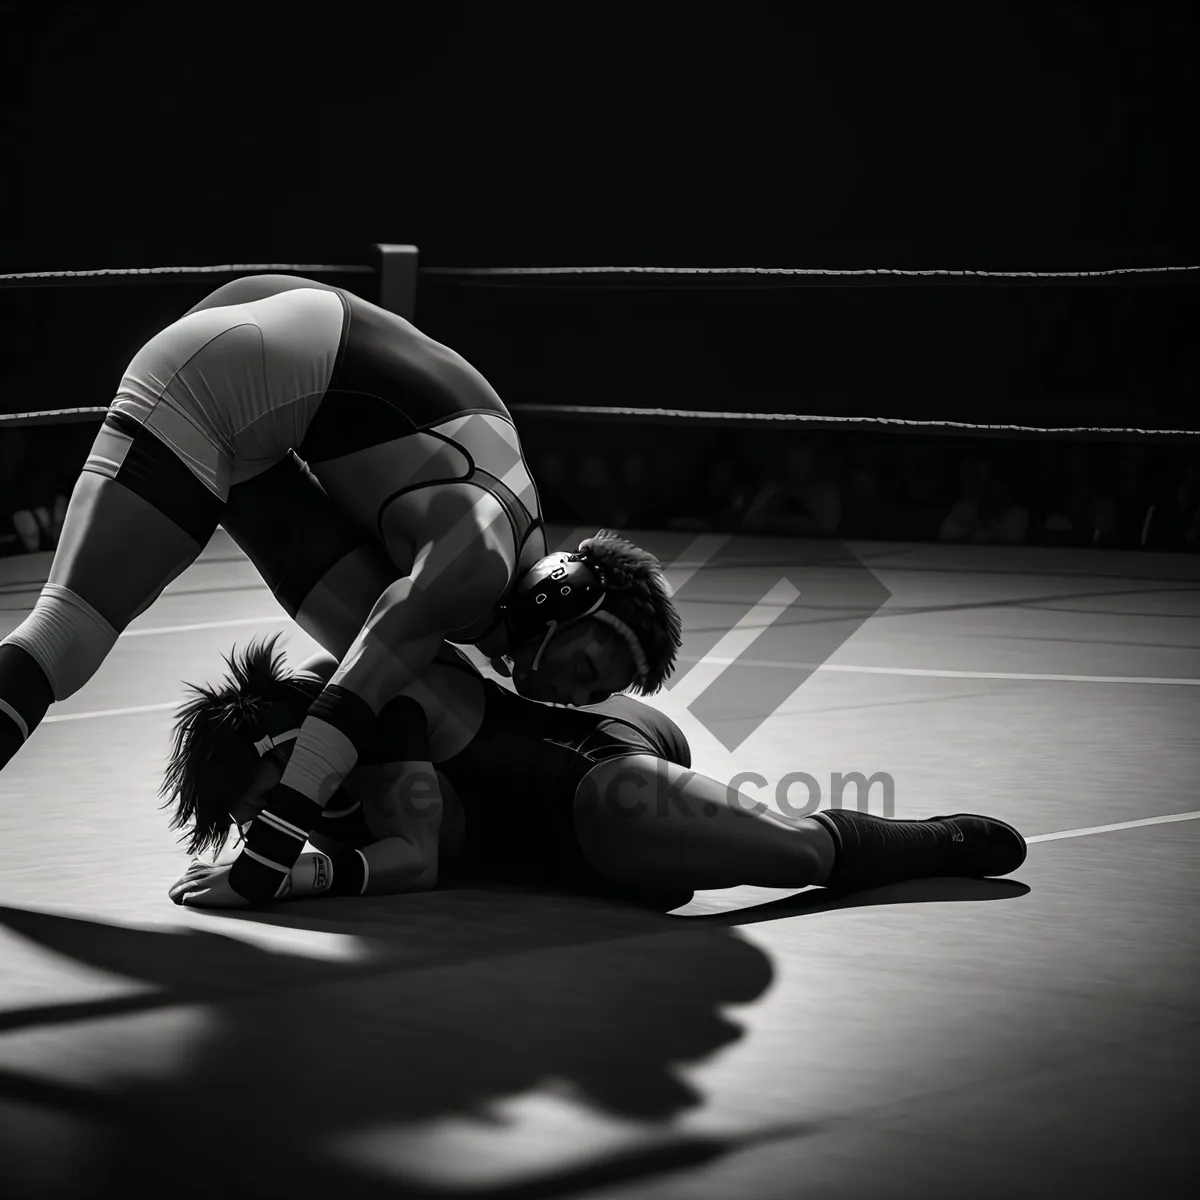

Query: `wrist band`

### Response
(228, 783, 323, 901)
(327, 848, 369, 896)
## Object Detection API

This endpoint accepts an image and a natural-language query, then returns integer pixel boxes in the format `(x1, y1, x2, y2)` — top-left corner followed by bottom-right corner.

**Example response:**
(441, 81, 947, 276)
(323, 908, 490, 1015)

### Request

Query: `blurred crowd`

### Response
(3, 422, 1199, 557)
(0, 425, 90, 554)
(527, 425, 1200, 552)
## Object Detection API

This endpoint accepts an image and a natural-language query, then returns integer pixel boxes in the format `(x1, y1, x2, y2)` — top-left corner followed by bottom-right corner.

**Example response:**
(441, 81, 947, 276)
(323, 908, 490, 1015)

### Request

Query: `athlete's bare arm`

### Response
(328, 484, 514, 710)
(225, 493, 507, 907)
(281, 775, 441, 899)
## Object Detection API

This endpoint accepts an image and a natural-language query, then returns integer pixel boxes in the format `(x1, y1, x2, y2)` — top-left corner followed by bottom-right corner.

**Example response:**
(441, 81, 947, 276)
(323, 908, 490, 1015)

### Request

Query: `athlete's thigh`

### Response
(574, 753, 787, 892)
(221, 451, 400, 658)
(49, 414, 224, 630)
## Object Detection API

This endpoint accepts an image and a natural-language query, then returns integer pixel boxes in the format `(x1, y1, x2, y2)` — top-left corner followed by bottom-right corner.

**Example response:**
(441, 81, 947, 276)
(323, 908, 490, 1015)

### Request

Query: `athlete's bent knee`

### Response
(1, 583, 119, 700)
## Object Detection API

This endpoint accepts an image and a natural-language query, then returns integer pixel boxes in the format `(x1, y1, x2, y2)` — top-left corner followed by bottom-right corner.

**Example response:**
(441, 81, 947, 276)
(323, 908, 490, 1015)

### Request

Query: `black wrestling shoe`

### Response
(923, 813, 1027, 878)
(814, 807, 1029, 891)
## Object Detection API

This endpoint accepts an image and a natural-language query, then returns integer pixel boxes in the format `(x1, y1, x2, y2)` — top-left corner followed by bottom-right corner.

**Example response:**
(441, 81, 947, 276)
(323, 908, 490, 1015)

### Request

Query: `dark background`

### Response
(4, 3, 1197, 271)
(3, 2, 1198, 426)
(1, 2, 1198, 554)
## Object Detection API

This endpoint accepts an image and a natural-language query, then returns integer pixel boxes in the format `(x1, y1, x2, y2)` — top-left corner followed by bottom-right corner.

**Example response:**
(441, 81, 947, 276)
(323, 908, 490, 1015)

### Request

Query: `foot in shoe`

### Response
(924, 813, 1027, 878)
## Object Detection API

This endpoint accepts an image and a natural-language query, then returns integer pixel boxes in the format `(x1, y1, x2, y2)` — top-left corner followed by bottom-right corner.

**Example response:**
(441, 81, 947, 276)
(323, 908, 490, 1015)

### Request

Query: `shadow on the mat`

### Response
(0, 875, 1026, 1199)
(705, 876, 1032, 926)
(0, 891, 787, 1198)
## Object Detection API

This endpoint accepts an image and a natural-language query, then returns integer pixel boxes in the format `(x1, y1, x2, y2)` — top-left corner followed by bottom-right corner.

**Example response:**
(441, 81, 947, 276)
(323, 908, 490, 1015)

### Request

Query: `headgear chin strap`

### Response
(530, 621, 559, 672)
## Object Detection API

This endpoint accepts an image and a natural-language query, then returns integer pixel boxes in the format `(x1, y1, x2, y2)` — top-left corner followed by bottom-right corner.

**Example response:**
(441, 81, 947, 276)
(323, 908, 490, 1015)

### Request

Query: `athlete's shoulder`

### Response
(596, 695, 691, 768)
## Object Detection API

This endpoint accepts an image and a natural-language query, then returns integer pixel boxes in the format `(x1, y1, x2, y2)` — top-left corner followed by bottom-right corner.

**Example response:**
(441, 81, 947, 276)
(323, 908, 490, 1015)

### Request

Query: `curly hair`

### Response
(159, 634, 321, 859)
(579, 529, 682, 694)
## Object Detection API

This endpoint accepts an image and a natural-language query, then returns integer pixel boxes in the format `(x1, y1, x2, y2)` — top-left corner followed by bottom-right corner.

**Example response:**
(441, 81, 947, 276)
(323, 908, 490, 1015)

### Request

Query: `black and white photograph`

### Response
(1, 4, 1196, 1197)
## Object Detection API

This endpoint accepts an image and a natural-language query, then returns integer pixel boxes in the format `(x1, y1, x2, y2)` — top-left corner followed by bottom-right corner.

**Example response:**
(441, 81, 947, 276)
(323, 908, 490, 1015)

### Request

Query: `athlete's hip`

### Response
(110, 286, 346, 489)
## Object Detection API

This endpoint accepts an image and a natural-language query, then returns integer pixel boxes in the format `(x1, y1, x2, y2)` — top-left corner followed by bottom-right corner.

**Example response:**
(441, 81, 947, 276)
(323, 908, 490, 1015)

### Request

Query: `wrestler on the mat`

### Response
(164, 633, 1027, 909)
(0, 274, 680, 903)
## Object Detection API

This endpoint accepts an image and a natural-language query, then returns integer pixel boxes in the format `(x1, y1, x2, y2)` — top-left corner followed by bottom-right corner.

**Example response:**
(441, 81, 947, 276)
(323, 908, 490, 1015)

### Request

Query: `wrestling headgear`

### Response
(498, 550, 649, 683)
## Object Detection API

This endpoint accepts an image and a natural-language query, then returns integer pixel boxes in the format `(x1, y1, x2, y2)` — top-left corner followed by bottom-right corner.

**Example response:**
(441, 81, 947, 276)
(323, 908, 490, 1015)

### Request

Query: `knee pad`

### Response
(279, 686, 378, 804)
(1, 583, 120, 701)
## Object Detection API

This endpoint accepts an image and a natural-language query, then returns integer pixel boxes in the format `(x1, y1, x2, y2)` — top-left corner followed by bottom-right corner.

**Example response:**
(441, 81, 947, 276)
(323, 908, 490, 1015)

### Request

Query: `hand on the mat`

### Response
(169, 860, 254, 909)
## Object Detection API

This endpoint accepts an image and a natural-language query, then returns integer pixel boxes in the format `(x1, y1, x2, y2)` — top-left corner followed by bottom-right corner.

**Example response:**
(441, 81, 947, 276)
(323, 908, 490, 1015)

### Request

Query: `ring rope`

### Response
(1, 262, 1195, 288)
(510, 404, 1200, 434)
(0, 264, 374, 285)
(0, 407, 111, 424)
(509, 405, 1200, 442)
(1, 260, 1192, 439)
(420, 264, 1200, 280)
(2, 402, 1195, 442)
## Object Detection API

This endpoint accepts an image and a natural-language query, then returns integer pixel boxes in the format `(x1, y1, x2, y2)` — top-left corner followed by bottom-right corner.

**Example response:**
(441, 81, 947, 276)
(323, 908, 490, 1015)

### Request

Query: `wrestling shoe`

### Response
(813, 808, 1028, 890)
(923, 813, 1027, 878)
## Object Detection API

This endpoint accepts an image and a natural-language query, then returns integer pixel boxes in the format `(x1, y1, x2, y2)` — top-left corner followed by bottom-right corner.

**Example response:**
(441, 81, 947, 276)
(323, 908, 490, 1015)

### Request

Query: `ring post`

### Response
(372, 244, 420, 320)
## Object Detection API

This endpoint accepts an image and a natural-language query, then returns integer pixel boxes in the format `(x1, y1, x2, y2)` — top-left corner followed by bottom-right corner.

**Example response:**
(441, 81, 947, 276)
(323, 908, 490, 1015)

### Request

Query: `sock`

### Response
(0, 642, 55, 770)
(0, 713, 20, 767)
(812, 809, 963, 890)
